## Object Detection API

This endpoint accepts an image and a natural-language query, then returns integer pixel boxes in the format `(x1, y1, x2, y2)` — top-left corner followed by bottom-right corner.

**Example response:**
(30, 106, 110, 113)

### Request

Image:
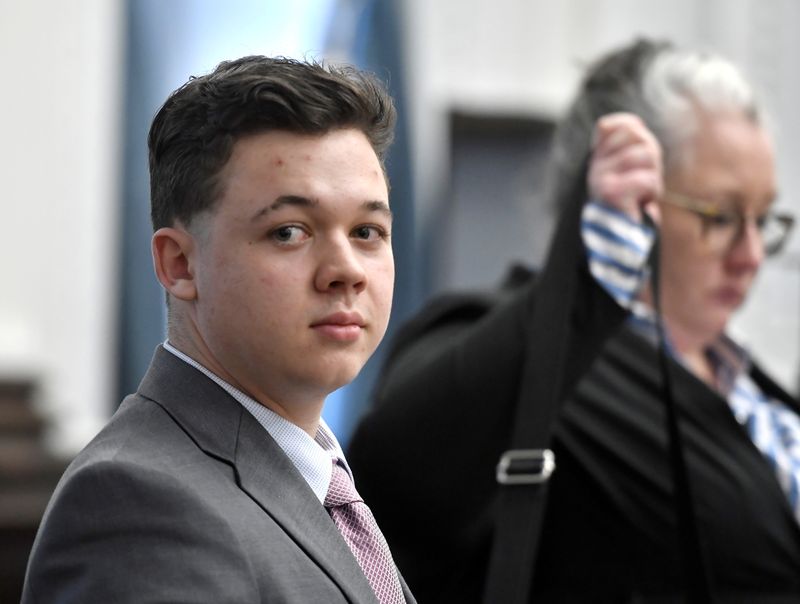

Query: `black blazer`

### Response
(348, 268, 800, 602)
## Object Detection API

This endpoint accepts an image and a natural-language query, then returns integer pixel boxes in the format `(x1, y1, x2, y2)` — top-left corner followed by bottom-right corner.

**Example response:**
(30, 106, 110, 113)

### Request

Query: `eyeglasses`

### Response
(660, 190, 795, 256)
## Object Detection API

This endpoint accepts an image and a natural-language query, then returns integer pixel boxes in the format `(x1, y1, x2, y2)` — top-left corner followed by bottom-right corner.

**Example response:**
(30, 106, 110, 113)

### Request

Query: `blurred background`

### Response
(1, 0, 799, 599)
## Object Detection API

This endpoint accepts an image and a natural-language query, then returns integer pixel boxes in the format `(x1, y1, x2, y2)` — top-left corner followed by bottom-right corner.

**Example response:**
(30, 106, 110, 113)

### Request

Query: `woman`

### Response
(349, 39, 800, 602)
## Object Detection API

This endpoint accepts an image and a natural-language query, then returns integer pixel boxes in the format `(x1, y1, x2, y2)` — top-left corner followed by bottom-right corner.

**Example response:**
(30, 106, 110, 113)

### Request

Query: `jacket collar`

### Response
(137, 346, 380, 603)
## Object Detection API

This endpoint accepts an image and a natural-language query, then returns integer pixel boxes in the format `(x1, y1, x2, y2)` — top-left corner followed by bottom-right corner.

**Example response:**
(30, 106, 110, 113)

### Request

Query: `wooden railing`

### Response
(0, 379, 67, 603)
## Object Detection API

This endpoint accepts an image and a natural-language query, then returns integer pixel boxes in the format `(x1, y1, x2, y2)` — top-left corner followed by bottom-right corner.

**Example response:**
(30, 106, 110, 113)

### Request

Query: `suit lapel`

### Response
(138, 346, 378, 603)
(397, 570, 417, 604)
(235, 411, 379, 603)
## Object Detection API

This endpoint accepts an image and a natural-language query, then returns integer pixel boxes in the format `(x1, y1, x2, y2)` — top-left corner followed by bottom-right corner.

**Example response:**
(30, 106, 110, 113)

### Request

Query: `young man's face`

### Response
(187, 128, 394, 419)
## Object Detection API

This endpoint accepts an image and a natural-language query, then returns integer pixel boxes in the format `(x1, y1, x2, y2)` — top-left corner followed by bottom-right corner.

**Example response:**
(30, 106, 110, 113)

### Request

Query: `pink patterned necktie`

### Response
(324, 460, 405, 604)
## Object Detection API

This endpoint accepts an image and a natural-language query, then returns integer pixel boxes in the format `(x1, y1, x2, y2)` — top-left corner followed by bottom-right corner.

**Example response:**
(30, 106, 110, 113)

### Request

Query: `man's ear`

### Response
(152, 227, 198, 301)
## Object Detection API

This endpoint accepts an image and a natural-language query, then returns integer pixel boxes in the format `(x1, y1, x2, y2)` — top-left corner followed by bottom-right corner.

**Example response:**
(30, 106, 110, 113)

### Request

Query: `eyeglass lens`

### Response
(701, 211, 791, 256)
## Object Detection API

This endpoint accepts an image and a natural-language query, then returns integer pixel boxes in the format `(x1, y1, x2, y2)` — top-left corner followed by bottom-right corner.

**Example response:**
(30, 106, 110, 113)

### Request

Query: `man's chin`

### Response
(320, 367, 366, 397)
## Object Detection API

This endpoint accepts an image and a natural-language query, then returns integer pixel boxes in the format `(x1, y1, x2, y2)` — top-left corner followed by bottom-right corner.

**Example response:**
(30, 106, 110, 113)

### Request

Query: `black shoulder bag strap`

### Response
(483, 186, 715, 602)
(482, 163, 589, 604)
(647, 218, 715, 603)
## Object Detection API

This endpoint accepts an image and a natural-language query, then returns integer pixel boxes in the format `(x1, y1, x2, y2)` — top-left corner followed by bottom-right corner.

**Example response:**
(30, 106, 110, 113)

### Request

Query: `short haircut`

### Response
(548, 38, 765, 208)
(148, 56, 396, 231)
(642, 45, 762, 170)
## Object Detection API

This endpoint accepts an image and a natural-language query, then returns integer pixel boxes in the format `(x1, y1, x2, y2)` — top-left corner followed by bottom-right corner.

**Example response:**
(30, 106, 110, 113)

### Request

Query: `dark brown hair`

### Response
(148, 55, 396, 230)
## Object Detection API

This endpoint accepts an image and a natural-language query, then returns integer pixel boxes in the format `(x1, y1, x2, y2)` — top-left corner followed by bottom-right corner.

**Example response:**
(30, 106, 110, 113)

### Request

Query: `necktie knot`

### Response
(324, 462, 363, 508)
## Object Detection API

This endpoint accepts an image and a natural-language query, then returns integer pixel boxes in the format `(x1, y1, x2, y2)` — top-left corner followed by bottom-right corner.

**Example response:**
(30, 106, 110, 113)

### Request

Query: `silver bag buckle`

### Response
(496, 449, 556, 485)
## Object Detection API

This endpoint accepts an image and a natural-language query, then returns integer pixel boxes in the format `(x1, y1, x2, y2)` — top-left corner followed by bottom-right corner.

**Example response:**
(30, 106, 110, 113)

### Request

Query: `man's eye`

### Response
(352, 225, 388, 241)
(270, 225, 307, 244)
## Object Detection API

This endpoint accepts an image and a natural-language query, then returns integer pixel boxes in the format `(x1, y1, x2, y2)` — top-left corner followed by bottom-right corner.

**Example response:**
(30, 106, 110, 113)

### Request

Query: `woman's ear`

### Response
(152, 227, 198, 301)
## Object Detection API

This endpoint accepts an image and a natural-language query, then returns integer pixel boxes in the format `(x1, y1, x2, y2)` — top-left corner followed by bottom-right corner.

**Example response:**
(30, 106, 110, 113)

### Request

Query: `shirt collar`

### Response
(627, 303, 751, 395)
(162, 340, 350, 503)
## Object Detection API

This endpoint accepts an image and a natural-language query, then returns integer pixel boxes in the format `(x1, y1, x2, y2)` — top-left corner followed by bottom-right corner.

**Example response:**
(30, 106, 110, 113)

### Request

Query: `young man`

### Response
(23, 56, 413, 603)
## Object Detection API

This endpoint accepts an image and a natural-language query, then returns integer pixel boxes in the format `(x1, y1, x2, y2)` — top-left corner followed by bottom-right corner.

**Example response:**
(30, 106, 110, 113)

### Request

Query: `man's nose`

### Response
(314, 235, 367, 294)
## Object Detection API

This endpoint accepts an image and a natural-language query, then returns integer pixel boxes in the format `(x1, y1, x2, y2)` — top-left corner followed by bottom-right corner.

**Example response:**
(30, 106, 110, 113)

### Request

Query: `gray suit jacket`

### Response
(22, 346, 416, 603)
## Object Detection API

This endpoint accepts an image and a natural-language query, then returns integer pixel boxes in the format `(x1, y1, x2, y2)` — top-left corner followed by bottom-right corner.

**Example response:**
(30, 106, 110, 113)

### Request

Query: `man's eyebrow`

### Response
(364, 200, 393, 220)
(250, 195, 318, 222)
(250, 196, 393, 221)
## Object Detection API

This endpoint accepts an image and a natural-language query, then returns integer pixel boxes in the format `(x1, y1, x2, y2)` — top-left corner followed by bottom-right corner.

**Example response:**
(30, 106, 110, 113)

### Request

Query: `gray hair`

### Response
(642, 47, 764, 170)
(547, 38, 766, 209)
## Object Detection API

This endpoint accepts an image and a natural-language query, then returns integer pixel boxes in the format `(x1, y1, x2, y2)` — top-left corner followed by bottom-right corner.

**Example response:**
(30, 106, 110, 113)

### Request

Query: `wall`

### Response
(0, 0, 123, 455)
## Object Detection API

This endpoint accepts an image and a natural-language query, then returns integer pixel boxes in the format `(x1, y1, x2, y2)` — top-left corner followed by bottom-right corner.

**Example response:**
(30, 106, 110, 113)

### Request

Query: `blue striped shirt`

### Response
(581, 200, 654, 308)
